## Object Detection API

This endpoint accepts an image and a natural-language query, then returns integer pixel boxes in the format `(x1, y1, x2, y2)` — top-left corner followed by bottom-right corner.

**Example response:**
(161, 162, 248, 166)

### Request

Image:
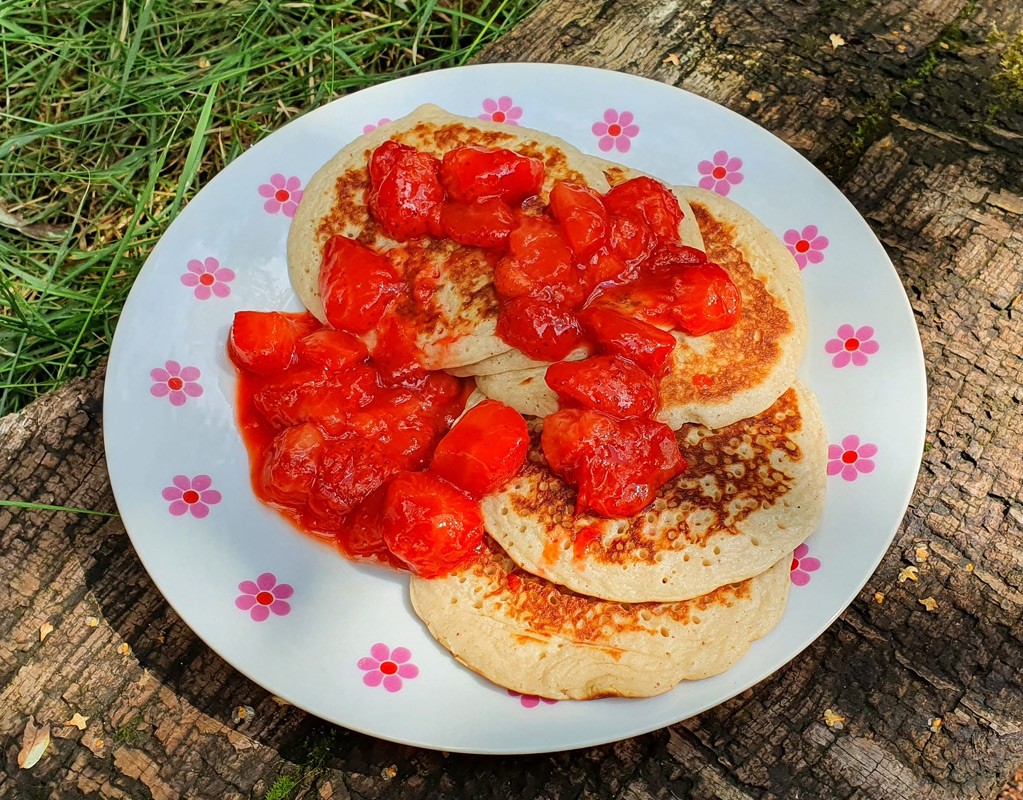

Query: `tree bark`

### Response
(2, 1, 1022, 798)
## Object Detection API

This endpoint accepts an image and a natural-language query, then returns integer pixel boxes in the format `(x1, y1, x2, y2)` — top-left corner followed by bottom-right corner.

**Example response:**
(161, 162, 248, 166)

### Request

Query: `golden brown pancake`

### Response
(410, 538, 790, 699)
(656, 187, 807, 429)
(288, 106, 710, 372)
(475, 186, 808, 430)
(288, 104, 611, 370)
(482, 382, 826, 603)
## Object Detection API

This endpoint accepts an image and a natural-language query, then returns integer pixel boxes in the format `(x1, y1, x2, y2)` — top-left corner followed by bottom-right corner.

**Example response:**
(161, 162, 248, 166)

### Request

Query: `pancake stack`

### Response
(288, 106, 827, 700)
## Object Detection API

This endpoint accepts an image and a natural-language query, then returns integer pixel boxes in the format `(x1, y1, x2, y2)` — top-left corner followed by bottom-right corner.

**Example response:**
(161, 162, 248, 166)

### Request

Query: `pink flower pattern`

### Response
(150, 360, 203, 406)
(825, 324, 880, 368)
(827, 435, 878, 481)
(697, 150, 744, 196)
(180, 256, 235, 300)
(592, 109, 639, 153)
(508, 690, 557, 708)
(479, 96, 522, 125)
(162, 474, 222, 518)
(784, 225, 830, 270)
(790, 543, 821, 586)
(235, 573, 293, 621)
(358, 643, 419, 692)
(363, 118, 392, 134)
(258, 173, 304, 217)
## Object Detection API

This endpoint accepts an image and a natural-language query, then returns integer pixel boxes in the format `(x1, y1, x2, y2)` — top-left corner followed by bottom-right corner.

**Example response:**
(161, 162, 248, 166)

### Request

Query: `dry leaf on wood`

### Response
(18, 717, 51, 769)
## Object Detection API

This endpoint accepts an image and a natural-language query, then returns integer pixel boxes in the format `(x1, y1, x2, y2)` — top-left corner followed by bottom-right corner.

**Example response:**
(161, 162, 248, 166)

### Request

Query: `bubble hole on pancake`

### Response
(410, 544, 790, 700)
(287, 104, 611, 370)
(481, 383, 826, 603)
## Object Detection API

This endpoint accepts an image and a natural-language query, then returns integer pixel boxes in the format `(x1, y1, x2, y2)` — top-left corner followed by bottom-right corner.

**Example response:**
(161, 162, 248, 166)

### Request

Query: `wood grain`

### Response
(2, 0, 1021, 797)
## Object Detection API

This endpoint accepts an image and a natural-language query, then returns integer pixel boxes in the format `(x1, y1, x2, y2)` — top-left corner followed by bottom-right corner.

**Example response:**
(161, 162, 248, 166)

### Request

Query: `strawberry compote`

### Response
(230, 137, 744, 573)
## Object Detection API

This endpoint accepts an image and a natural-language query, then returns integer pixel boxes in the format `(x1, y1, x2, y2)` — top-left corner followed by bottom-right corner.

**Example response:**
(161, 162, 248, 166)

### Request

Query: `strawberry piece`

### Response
(492, 217, 586, 306)
(608, 214, 657, 267)
(430, 400, 529, 498)
(370, 313, 428, 389)
(336, 483, 404, 569)
(586, 248, 634, 287)
(228, 311, 307, 375)
(252, 365, 379, 434)
(578, 307, 677, 375)
(348, 372, 469, 471)
(319, 236, 403, 334)
(544, 355, 658, 420)
(367, 143, 444, 240)
(258, 423, 325, 505)
(646, 242, 708, 274)
(585, 278, 676, 327)
(669, 263, 742, 335)
(603, 177, 684, 244)
(439, 198, 516, 248)
(381, 471, 484, 578)
(496, 293, 584, 362)
(296, 329, 368, 372)
(549, 181, 609, 260)
(440, 146, 544, 205)
(307, 439, 398, 519)
(541, 409, 686, 517)
(368, 140, 414, 187)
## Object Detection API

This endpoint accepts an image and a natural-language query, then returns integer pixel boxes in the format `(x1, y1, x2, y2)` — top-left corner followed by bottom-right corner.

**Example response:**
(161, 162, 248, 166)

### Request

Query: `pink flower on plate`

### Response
(162, 474, 222, 518)
(479, 96, 522, 125)
(181, 256, 235, 300)
(790, 543, 821, 586)
(363, 118, 392, 134)
(508, 689, 557, 708)
(150, 360, 203, 406)
(592, 109, 639, 153)
(235, 573, 293, 622)
(358, 643, 419, 692)
(825, 324, 880, 368)
(827, 435, 878, 481)
(258, 173, 304, 217)
(784, 225, 830, 270)
(697, 150, 744, 196)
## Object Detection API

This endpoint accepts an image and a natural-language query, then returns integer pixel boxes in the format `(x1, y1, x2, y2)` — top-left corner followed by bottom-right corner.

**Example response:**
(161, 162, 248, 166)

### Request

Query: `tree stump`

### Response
(2, 1, 1021, 798)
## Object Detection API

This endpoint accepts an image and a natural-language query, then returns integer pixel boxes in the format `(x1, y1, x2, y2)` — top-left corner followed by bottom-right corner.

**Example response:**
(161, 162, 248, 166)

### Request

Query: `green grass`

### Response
(0, 0, 540, 416)
(264, 774, 299, 800)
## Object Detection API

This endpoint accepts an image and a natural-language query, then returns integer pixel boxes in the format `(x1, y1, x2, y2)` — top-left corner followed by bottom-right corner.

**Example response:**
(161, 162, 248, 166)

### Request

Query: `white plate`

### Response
(104, 64, 926, 754)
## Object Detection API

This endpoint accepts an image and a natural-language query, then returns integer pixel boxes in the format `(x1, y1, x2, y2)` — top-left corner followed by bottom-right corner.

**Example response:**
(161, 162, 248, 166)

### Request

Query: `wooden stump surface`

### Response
(2, 1, 1022, 798)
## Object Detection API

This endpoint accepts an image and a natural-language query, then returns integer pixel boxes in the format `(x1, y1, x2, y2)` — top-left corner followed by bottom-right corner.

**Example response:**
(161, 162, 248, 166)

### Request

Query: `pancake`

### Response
(476, 365, 560, 418)
(475, 186, 808, 429)
(656, 187, 807, 429)
(445, 345, 586, 379)
(448, 169, 706, 379)
(410, 538, 790, 700)
(482, 382, 826, 603)
(288, 104, 610, 370)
